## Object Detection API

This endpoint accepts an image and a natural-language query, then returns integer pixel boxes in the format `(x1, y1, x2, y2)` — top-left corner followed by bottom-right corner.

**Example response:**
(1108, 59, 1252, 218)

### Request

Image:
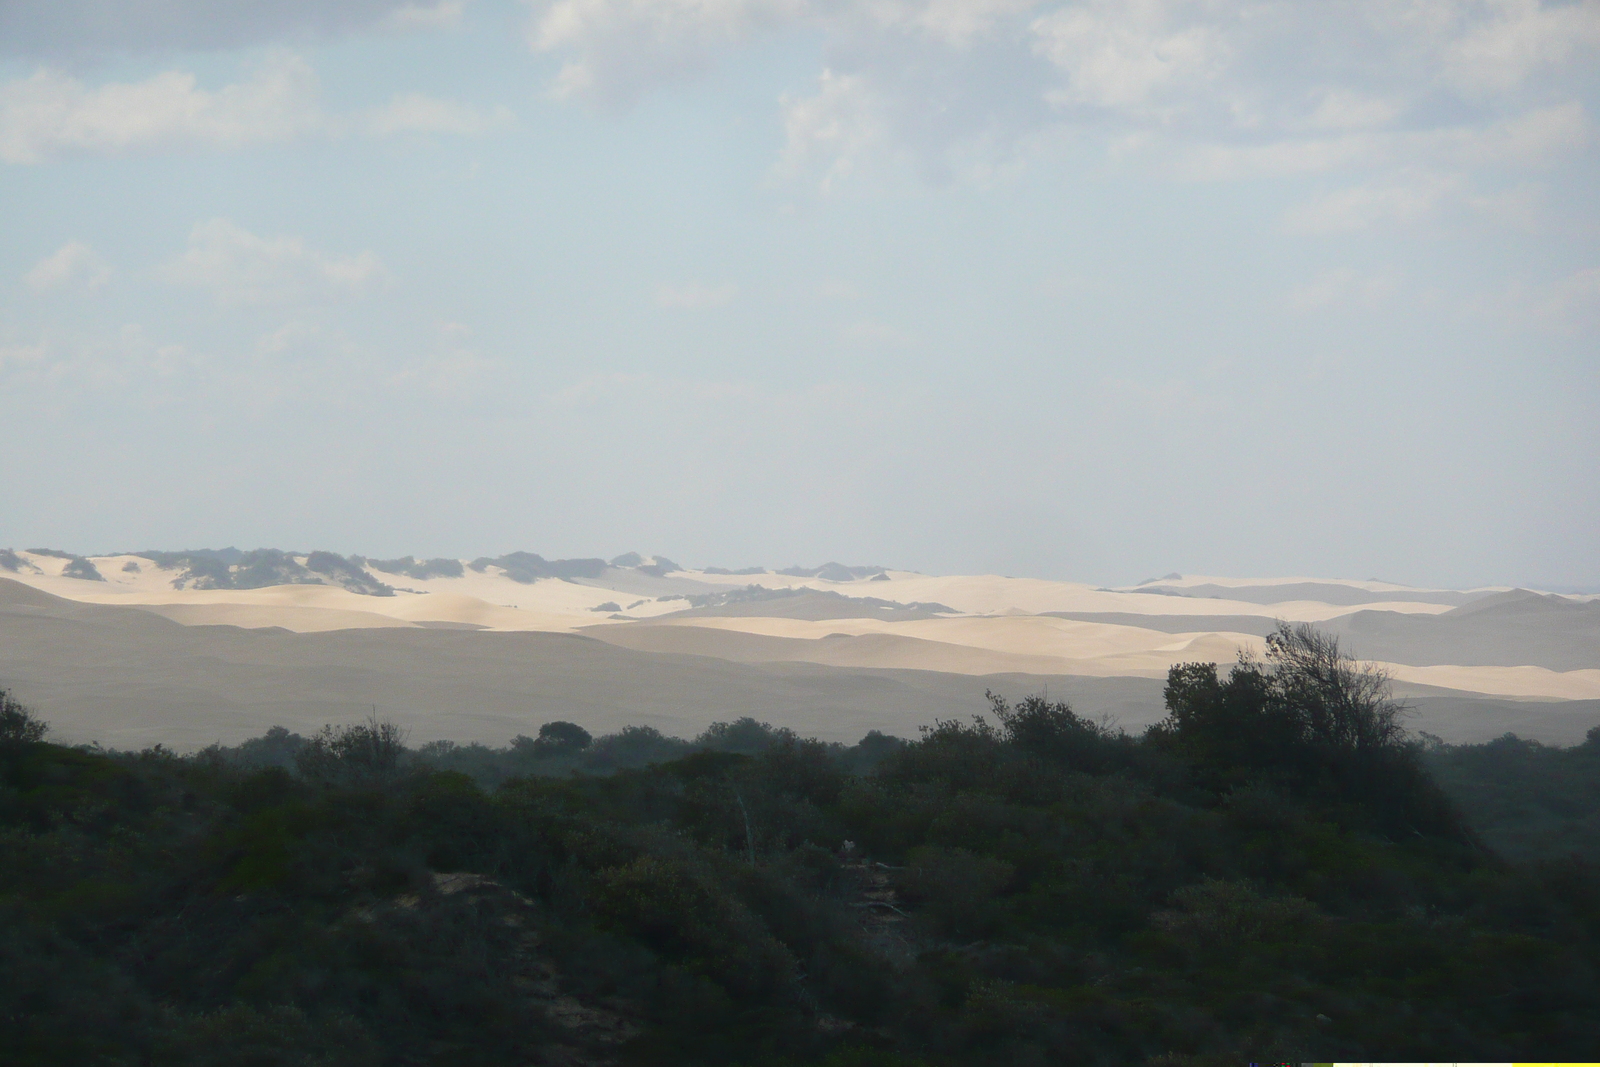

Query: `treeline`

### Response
(1422, 727, 1600, 862)
(202, 716, 908, 788)
(3, 624, 1599, 1065)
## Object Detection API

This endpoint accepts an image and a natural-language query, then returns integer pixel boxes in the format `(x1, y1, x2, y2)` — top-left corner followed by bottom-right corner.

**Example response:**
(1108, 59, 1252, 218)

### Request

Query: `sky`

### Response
(1, 0, 1596, 589)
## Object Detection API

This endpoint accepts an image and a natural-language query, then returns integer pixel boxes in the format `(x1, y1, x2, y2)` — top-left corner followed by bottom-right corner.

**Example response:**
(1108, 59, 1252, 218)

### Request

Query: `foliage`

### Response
(141, 548, 392, 596)
(60, 556, 106, 581)
(1422, 726, 1600, 861)
(1148, 622, 1463, 838)
(362, 556, 465, 580)
(0, 689, 48, 745)
(467, 552, 608, 582)
(294, 717, 408, 785)
(3, 643, 1599, 1065)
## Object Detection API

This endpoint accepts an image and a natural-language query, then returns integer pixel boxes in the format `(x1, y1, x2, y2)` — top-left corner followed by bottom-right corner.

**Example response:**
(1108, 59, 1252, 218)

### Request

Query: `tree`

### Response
(0, 689, 47, 746)
(1152, 622, 1464, 838)
(535, 721, 592, 751)
(295, 716, 408, 785)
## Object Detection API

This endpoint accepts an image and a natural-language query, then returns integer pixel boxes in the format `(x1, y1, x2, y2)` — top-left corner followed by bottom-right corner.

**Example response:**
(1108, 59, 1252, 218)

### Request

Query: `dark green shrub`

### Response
(0, 689, 47, 746)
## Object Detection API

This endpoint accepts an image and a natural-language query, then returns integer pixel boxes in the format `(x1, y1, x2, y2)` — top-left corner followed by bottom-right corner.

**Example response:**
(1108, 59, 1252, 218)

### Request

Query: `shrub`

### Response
(294, 718, 408, 785)
(61, 557, 106, 581)
(0, 690, 47, 746)
(1150, 622, 1465, 839)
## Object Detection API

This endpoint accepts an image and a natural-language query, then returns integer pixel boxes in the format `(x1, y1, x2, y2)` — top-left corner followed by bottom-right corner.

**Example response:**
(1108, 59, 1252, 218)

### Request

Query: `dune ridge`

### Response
(2, 549, 1596, 714)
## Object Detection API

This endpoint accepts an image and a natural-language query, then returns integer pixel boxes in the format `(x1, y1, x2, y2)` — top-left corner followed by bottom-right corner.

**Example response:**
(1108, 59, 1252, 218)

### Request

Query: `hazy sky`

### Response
(2, 0, 1596, 588)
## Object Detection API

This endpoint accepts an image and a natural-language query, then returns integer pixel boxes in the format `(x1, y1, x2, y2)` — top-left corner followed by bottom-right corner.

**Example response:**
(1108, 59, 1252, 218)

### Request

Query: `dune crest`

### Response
(2, 550, 1592, 703)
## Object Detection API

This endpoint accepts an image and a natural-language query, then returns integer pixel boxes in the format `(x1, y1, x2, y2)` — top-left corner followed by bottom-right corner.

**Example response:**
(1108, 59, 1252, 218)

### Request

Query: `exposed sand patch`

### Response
(1384, 663, 1600, 701)
(3, 556, 1591, 704)
(2, 576, 1595, 748)
(625, 613, 1265, 665)
(137, 603, 417, 632)
(694, 571, 1459, 619)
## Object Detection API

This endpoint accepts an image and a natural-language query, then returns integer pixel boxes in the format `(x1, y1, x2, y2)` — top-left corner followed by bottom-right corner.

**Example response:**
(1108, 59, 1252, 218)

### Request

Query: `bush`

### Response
(1150, 622, 1464, 839)
(6, 632, 1599, 1067)
(294, 717, 407, 785)
(0, 690, 47, 745)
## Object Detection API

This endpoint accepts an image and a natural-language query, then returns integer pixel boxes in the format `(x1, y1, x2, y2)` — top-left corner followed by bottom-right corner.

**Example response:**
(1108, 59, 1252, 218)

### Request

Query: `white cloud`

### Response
(1443, 0, 1600, 92)
(1287, 267, 1403, 312)
(25, 241, 112, 291)
(381, 0, 468, 32)
(841, 319, 913, 346)
(0, 0, 462, 57)
(1175, 102, 1589, 182)
(0, 54, 326, 164)
(0, 54, 512, 163)
(529, 0, 795, 103)
(894, 0, 1043, 47)
(165, 219, 386, 306)
(1284, 171, 1464, 233)
(0, 340, 49, 372)
(1538, 265, 1600, 321)
(1283, 165, 1551, 235)
(1305, 89, 1403, 132)
(364, 93, 514, 135)
(524, 0, 1600, 198)
(775, 69, 886, 191)
(655, 281, 738, 308)
(1031, 0, 1233, 111)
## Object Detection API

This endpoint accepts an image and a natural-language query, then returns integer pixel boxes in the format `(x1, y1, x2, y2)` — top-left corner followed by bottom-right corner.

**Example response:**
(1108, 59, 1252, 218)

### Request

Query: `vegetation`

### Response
(1422, 726, 1600, 862)
(363, 556, 466, 581)
(2, 625, 1598, 1065)
(140, 549, 394, 596)
(60, 556, 107, 582)
(468, 552, 610, 583)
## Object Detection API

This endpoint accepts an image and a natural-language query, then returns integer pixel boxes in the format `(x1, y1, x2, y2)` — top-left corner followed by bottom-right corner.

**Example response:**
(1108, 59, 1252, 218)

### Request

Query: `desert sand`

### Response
(1, 549, 1596, 747)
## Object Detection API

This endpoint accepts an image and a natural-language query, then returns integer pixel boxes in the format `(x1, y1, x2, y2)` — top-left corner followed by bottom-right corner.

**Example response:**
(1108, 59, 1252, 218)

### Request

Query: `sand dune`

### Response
(2, 550, 1595, 713)
(1385, 664, 1600, 700)
(0, 577, 1169, 748)
(609, 614, 1266, 673)
(3, 576, 1592, 749)
(692, 569, 1463, 619)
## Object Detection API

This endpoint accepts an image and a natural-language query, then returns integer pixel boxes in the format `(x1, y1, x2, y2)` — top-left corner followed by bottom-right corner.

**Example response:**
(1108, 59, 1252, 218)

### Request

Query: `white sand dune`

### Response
(1385, 663, 1600, 700)
(612, 614, 1265, 672)
(137, 602, 417, 632)
(2, 571, 1597, 748)
(692, 569, 1461, 619)
(2, 551, 1594, 705)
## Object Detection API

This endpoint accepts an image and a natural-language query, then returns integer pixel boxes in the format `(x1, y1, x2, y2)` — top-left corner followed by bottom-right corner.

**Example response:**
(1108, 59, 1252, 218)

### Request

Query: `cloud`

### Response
(528, 0, 794, 103)
(0, 54, 325, 164)
(381, 0, 468, 32)
(0, 0, 467, 58)
(165, 218, 386, 306)
(0, 55, 514, 163)
(1286, 267, 1402, 313)
(0, 340, 49, 372)
(1031, 0, 1232, 112)
(25, 241, 112, 291)
(775, 69, 886, 191)
(1442, 0, 1600, 92)
(364, 92, 515, 135)
(524, 0, 1600, 196)
(1536, 265, 1600, 324)
(1283, 171, 1465, 234)
(655, 281, 738, 308)
(841, 319, 914, 346)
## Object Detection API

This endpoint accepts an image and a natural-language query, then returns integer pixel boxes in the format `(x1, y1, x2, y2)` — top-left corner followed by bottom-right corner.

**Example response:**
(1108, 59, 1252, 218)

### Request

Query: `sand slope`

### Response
(0, 578, 1167, 749)
(3, 549, 1597, 739)
(2, 577, 1589, 749)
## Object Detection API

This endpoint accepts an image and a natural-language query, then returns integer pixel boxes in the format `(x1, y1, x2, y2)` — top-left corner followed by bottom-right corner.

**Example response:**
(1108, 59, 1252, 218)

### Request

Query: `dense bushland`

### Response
(2, 625, 1599, 1066)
